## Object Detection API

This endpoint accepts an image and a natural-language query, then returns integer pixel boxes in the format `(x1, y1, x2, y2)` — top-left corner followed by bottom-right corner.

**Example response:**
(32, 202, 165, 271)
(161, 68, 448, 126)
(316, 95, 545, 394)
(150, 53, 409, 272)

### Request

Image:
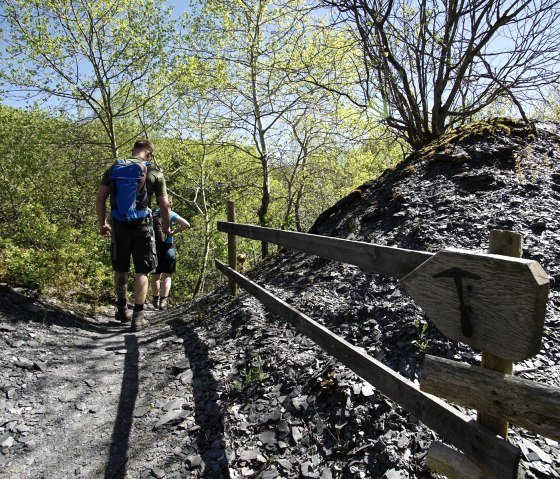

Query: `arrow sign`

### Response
(400, 249, 549, 361)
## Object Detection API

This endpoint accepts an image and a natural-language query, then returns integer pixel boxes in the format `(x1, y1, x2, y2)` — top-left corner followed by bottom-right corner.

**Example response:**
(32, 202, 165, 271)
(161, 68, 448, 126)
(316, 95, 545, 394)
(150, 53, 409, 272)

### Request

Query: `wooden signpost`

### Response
(400, 247, 548, 361)
(478, 230, 522, 437)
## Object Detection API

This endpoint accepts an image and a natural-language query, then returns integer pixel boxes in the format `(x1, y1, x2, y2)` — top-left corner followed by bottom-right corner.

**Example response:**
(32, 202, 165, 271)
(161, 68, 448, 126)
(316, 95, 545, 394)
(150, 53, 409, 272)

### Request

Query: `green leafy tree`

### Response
(153, 128, 261, 301)
(0, 105, 112, 303)
(0, 0, 180, 158)
(192, 1, 391, 239)
(321, 0, 560, 149)
(192, 0, 318, 256)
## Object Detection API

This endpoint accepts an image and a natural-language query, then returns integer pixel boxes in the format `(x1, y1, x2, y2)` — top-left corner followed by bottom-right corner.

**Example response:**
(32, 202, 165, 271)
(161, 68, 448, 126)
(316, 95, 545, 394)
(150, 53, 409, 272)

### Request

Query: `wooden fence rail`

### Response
(217, 221, 548, 362)
(216, 215, 554, 479)
(217, 221, 432, 279)
(421, 355, 560, 441)
(215, 259, 520, 479)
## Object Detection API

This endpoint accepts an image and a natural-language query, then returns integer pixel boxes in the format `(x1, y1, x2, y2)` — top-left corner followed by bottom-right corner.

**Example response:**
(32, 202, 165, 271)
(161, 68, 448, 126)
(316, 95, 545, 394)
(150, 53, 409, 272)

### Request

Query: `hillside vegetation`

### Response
(0, 104, 399, 306)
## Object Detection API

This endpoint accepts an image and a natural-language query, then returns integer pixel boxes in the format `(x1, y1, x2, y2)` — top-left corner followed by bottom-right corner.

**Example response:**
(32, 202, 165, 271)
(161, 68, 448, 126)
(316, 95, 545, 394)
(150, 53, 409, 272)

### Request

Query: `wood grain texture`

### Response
(227, 202, 237, 296)
(479, 350, 513, 437)
(216, 221, 432, 279)
(215, 260, 521, 479)
(427, 442, 488, 479)
(400, 248, 549, 360)
(478, 229, 521, 436)
(421, 355, 560, 441)
(488, 229, 522, 257)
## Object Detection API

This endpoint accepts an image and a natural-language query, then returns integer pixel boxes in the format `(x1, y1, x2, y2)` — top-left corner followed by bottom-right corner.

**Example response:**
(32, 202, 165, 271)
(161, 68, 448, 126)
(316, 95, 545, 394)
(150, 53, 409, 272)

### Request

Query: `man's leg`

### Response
(131, 273, 150, 332)
(115, 271, 128, 300)
(134, 273, 149, 306)
(114, 271, 131, 323)
(130, 222, 156, 332)
(111, 222, 133, 323)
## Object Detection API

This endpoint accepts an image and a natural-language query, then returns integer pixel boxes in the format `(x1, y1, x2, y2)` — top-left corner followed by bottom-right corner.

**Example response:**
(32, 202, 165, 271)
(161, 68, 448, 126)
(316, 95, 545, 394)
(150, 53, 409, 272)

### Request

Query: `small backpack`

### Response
(152, 209, 167, 244)
(109, 159, 150, 222)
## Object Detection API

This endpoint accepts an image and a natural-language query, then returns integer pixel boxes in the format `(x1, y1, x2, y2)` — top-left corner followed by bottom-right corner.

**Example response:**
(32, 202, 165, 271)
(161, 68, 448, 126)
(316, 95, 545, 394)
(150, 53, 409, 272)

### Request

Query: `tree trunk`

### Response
(192, 216, 211, 299)
(257, 156, 270, 258)
(294, 183, 305, 232)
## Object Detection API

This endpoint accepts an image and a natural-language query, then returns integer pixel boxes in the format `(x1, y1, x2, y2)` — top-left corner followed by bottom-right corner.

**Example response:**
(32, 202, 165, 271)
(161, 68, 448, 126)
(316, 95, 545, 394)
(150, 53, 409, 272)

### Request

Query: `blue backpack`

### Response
(109, 159, 150, 222)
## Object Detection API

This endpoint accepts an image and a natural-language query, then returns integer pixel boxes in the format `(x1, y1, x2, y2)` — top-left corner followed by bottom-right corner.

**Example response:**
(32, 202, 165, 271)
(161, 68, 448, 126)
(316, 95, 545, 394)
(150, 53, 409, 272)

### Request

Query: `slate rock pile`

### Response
(1, 118, 559, 478)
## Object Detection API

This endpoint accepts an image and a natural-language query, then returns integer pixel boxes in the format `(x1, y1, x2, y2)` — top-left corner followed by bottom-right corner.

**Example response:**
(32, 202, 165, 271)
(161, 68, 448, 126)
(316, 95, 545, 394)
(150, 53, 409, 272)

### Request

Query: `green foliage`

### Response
(0, 2, 409, 309)
(232, 355, 268, 390)
(0, 100, 402, 306)
(0, 0, 182, 157)
(0, 239, 53, 291)
(0, 105, 113, 305)
(0, 229, 112, 303)
(412, 320, 429, 354)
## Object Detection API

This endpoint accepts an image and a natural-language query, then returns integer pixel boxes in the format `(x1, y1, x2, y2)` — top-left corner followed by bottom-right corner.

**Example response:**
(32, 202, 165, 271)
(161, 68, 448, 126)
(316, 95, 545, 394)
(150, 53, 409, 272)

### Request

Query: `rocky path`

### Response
(1, 283, 443, 479)
(0, 287, 219, 479)
(2, 277, 559, 479)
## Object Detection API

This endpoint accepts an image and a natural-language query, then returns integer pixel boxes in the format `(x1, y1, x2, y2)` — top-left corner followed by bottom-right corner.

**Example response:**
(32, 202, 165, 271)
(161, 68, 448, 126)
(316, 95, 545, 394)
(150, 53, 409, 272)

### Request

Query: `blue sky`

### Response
(0, 0, 191, 109)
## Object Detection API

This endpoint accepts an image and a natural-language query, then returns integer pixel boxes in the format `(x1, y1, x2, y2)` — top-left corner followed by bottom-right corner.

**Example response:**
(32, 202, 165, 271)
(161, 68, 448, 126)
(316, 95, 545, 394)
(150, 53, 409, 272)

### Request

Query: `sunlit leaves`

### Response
(0, 0, 182, 157)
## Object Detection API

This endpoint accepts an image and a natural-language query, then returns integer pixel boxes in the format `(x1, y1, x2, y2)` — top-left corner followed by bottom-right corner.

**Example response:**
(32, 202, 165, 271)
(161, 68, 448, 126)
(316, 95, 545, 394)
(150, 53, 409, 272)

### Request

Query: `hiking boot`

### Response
(131, 310, 149, 332)
(159, 297, 168, 310)
(144, 299, 156, 311)
(115, 307, 132, 323)
(152, 297, 160, 309)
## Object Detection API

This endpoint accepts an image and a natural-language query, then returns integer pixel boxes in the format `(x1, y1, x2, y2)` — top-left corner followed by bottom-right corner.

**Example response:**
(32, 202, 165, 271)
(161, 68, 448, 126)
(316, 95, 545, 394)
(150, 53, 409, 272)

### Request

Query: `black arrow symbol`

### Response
(433, 267, 481, 337)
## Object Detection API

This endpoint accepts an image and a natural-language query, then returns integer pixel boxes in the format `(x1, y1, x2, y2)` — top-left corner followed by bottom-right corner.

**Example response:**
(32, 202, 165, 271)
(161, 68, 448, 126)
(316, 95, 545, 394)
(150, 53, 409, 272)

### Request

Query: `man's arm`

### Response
(156, 194, 172, 235)
(96, 185, 111, 237)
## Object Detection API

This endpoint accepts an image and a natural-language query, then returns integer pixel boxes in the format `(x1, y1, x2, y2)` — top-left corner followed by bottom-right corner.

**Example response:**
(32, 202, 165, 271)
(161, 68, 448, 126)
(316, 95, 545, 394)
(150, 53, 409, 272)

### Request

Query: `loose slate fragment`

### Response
(277, 458, 293, 471)
(238, 448, 259, 462)
(1, 434, 14, 448)
(258, 430, 276, 445)
(33, 361, 47, 372)
(162, 399, 183, 412)
(151, 467, 165, 478)
(134, 406, 149, 418)
(154, 410, 189, 430)
(361, 384, 375, 397)
(291, 426, 303, 442)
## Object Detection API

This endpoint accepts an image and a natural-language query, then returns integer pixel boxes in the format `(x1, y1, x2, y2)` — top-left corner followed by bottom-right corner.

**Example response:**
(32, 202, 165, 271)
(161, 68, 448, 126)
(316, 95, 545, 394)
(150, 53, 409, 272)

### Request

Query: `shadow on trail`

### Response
(0, 285, 127, 335)
(168, 318, 231, 478)
(105, 334, 139, 479)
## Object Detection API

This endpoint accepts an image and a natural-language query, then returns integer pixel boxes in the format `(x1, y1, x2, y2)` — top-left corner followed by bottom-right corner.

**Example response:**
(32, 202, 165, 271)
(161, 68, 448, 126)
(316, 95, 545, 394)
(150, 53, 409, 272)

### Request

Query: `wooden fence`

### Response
(216, 203, 559, 479)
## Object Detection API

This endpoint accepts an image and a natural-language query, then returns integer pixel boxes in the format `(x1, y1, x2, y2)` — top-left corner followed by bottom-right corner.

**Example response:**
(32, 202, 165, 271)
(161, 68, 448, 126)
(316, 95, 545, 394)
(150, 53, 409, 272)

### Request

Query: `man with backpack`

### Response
(95, 139, 171, 332)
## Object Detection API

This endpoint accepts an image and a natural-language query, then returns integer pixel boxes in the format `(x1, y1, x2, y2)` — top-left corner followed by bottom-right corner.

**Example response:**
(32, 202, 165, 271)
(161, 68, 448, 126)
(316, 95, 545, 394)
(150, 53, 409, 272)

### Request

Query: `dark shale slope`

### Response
(185, 118, 560, 478)
(1, 118, 559, 479)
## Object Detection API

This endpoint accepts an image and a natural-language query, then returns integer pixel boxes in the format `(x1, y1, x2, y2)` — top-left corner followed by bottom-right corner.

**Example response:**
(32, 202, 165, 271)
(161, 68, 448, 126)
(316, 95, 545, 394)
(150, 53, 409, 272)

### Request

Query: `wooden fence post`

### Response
(427, 442, 487, 479)
(477, 229, 522, 438)
(227, 201, 237, 296)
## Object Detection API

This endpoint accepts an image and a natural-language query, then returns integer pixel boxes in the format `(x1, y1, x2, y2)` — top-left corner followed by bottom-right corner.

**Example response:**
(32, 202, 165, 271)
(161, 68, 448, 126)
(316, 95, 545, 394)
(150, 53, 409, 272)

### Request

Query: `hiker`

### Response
(95, 139, 171, 332)
(151, 197, 191, 310)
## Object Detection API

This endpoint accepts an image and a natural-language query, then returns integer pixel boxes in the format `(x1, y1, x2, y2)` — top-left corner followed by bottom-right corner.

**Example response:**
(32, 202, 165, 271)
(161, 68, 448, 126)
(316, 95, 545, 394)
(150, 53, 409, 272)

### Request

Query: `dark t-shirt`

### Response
(100, 157, 167, 203)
